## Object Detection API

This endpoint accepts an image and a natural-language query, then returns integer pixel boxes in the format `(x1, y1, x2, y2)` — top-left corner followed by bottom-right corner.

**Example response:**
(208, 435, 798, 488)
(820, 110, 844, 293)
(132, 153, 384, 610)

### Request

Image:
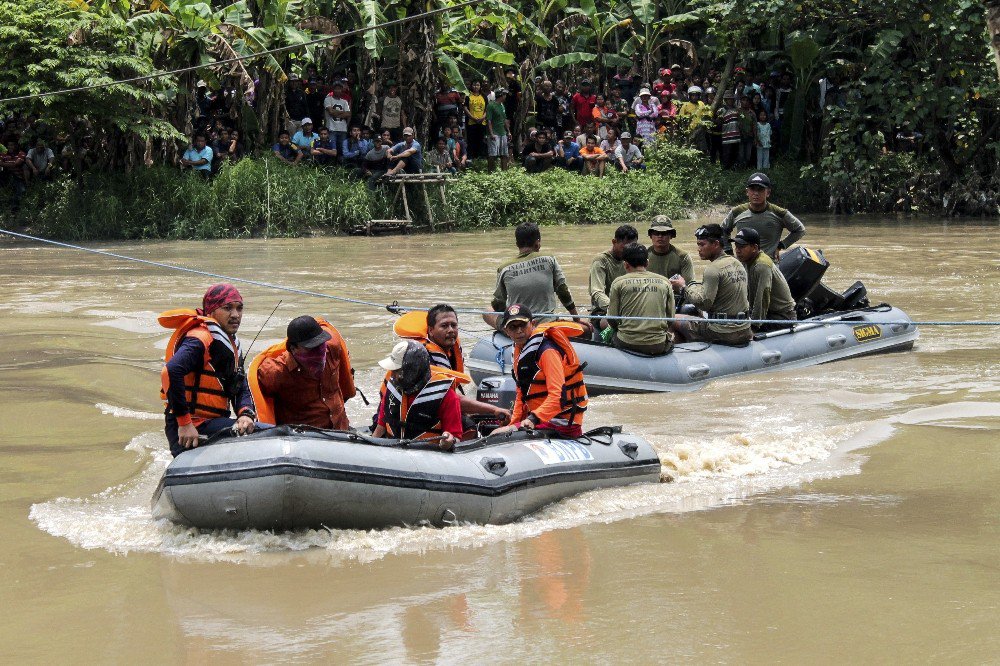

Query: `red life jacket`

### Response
(512, 322, 588, 428)
(159, 309, 242, 426)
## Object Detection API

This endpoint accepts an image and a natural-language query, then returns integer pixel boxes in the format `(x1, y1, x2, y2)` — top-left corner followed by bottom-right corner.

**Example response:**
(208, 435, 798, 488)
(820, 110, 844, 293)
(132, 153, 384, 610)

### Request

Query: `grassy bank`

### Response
(6, 144, 828, 241)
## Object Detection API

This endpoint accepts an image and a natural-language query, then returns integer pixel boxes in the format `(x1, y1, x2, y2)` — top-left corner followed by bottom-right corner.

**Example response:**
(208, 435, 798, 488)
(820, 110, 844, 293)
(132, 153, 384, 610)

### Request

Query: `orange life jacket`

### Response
(393, 310, 466, 375)
(247, 318, 354, 426)
(382, 370, 462, 440)
(512, 322, 588, 428)
(158, 308, 242, 426)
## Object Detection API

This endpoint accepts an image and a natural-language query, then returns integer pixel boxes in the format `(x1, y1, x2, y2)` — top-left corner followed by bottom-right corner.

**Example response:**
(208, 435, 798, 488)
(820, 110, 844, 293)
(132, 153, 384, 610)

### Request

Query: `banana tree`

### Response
(620, 0, 702, 80)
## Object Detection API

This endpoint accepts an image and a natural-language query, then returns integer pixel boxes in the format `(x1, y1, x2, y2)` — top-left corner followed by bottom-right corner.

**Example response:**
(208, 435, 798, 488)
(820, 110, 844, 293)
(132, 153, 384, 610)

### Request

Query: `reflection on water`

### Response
(3, 218, 1000, 661)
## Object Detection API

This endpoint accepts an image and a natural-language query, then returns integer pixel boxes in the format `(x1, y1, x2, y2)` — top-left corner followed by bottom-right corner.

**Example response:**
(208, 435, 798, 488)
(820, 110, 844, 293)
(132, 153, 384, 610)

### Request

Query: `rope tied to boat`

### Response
(3, 228, 1000, 327)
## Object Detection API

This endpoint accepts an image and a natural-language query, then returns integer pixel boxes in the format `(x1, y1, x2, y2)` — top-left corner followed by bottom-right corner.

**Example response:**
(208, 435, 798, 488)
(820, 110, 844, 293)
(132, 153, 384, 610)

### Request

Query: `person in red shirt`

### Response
(571, 80, 597, 132)
(254, 315, 356, 429)
(373, 340, 463, 447)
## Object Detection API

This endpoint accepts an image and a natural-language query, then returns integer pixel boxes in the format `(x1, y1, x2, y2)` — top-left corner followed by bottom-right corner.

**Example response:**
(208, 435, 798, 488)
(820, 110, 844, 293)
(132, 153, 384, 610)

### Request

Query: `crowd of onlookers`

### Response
(1, 63, 929, 212)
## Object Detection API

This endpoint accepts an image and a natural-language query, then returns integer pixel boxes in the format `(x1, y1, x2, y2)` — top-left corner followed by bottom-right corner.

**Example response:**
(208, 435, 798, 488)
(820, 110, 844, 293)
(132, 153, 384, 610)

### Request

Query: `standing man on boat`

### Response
(490, 305, 589, 438)
(645, 216, 694, 288)
(372, 341, 464, 448)
(251, 315, 356, 429)
(589, 224, 638, 324)
(160, 284, 256, 456)
(485, 222, 591, 333)
(669, 224, 753, 345)
(732, 228, 798, 332)
(606, 243, 675, 356)
(721, 172, 805, 259)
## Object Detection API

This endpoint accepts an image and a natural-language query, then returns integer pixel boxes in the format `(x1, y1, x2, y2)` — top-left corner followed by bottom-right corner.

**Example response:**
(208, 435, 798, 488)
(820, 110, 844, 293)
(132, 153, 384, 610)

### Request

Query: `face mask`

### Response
(292, 345, 327, 377)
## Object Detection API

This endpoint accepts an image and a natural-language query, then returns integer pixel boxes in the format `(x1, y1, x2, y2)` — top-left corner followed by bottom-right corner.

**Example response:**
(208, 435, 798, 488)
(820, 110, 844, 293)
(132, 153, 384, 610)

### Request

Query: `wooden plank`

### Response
(421, 182, 435, 231)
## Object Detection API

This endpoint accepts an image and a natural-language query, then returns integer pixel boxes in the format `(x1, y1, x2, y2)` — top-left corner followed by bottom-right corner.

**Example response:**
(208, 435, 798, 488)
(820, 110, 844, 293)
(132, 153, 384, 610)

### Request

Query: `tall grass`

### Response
(8, 148, 829, 240)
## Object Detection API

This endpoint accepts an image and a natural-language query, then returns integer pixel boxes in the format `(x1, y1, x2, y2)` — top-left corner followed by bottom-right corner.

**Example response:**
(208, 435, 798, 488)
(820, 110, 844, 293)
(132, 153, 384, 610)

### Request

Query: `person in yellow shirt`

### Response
(678, 86, 711, 153)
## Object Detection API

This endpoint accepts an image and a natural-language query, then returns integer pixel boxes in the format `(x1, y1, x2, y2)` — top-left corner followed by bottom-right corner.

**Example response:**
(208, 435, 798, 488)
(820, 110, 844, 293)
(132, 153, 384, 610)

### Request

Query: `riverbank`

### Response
(6, 144, 825, 240)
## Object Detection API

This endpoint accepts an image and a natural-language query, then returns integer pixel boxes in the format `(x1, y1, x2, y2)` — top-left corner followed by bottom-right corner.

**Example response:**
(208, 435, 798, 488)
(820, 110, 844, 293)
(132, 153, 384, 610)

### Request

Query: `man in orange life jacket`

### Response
(162, 284, 256, 456)
(490, 304, 589, 438)
(253, 315, 356, 429)
(372, 340, 464, 448)
(396, 304, 511, 422)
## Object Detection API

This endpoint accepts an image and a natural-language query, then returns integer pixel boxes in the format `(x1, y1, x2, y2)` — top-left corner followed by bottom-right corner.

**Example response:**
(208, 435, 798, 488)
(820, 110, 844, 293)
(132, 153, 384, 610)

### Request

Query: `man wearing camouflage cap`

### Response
(646, 215, 694, 289)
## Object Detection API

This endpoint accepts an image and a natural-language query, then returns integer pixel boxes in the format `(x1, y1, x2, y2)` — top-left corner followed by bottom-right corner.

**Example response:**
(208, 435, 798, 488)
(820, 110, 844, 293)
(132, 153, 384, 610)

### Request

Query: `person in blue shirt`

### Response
(340, 125, 365, 169)
(312, 126, 338, 167)
(272, 130, 302, 165)
(291, 118, 319, 161)
(554, 130, 581, 172)
(386, 127, 423, 175)
(181, 133, 214, 178)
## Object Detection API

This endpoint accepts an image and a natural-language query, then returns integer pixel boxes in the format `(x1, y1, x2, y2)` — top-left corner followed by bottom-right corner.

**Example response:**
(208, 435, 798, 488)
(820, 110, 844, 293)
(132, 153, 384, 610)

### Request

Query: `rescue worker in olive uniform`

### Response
(606, 243, 675, 355)
(670, 224, 753, 345)
(372, 340, 464, 448)
(645, 216, 694, 289)
(160, 284, 256, 457)
(722, 172, 805, 259)
(588, 224, 638, 322)
(732, 227, 797, 332)
(490, 305, 589, 438)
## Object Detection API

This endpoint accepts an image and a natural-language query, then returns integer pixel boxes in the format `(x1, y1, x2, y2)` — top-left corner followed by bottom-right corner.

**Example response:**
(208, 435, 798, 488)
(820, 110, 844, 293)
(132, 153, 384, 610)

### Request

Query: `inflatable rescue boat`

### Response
(151, 425, 661, 530)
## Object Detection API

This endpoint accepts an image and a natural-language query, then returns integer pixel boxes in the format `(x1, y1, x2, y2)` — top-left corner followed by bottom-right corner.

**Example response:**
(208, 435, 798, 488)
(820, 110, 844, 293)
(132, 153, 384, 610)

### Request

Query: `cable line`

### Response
(0, 0, 485, 104)
(3, 228, 1000, 327)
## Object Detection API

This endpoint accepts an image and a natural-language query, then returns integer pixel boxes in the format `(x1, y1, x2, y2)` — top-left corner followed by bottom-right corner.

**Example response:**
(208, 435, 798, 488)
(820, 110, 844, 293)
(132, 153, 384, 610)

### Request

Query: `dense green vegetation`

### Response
(0, 0, 998, 234)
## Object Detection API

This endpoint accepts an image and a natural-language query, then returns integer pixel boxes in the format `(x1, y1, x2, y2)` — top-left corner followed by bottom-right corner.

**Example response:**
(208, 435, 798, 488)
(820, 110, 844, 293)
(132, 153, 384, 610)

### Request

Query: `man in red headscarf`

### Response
(160, 284, 257, 456)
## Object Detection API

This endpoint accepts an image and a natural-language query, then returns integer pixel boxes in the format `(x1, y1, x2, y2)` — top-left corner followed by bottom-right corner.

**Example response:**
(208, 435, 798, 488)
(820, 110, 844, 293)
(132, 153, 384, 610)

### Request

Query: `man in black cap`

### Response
(646, 215, 694, 288)
(254, 315, 356, 429)
(721, 172, 805, 259)
(732, 227, 797, 331)
(670, 224, 753, 345)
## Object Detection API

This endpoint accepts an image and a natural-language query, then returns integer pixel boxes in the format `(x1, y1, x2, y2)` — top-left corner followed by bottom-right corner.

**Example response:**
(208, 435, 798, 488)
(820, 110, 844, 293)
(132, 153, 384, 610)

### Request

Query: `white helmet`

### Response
(687, 85, 703, 95)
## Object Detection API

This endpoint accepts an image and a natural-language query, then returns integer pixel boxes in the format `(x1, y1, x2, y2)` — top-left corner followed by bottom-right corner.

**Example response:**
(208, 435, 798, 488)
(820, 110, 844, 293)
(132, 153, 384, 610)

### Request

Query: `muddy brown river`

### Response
(2, 217, 998, 662)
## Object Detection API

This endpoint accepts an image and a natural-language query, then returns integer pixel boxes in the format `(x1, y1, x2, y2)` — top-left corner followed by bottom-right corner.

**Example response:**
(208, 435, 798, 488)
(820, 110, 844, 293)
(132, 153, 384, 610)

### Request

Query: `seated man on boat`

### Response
(732, 228, 797, 332)
(645, 216, 694, 288)
(669, 224, 753, 346)
(372, 341, 464, 448)
(250, 315, 356, 429)
(160, 284, 257, 456)
(589, 224, 638, 326)
(721, 172, 805, 259)
(606, 243, 675, 355)
(485, 221, 591, 333)
(393, 304, 511, 422)
(490, 305, 589, 438)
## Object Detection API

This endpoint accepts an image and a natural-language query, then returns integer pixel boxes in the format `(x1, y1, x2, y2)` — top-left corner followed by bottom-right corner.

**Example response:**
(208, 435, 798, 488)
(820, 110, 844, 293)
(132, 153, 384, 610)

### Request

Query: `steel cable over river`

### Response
(2, 228, 998, 329)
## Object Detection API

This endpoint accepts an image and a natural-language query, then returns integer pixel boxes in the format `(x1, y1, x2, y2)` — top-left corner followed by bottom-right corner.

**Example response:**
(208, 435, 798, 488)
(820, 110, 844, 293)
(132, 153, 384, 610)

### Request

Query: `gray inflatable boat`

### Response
(151, 426, 661, 530)
(467, 306, 918, 395)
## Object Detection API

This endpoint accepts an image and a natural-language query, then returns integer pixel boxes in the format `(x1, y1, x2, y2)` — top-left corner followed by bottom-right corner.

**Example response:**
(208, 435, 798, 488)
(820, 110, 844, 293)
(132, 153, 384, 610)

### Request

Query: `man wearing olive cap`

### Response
(646, 215, 694, 288)
(722, 172, 805, 259)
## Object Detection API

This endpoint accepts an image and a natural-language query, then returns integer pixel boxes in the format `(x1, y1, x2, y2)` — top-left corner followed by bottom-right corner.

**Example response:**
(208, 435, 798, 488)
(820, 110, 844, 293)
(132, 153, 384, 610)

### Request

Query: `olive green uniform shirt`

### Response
(745, 253, 797, 328)
(588, 250, 625, 312)
(492, 251, 575, 320)
(646, 245, 694, 284)
(722, 202, 805, 257)
(607, 271, 675, 346)
(684, 254, 751, 333)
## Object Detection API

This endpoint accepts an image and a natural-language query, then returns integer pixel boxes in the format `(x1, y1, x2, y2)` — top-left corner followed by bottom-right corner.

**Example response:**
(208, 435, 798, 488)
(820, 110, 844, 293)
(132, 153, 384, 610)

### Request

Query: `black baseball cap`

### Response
(733, 227, 761, 246)
(500, 304, 533, 329)
(287, 315, 332, 348)
(747, 172, 772, 188)
(694, 223, 725, 241)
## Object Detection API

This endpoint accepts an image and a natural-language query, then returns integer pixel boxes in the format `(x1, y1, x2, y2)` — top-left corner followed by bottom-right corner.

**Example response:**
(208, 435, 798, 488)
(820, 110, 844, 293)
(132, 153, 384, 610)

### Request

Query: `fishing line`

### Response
(3, 228, 1000, 327)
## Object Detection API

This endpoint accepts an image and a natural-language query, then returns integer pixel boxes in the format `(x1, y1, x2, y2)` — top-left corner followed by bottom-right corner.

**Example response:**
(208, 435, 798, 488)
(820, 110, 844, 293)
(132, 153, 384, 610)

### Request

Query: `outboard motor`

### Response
(779, 247, 869, 317)
(473, 375, 518, 435)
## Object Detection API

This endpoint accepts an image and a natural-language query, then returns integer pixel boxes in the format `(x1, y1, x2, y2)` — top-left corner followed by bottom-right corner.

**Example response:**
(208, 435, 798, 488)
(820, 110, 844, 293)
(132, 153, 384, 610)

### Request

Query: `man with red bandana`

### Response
(161, 284, 256, 456)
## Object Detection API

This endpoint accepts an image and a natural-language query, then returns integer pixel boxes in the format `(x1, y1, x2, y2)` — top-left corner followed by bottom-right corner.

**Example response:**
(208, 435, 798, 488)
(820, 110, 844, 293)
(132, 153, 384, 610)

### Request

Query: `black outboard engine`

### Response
(473, 375, 518, 435)
(779, 247, 869, 318)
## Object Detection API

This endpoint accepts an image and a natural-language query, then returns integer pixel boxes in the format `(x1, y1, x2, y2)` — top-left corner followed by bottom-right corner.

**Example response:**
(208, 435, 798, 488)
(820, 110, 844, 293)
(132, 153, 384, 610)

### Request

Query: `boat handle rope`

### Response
(3, 228, 999, 328)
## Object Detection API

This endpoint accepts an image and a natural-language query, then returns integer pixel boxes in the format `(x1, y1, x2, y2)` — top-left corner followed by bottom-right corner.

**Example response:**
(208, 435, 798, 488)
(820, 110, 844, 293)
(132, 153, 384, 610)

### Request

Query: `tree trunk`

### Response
(399, 15, 437, 140)
(988, 2, 1000, 83)
(711, 50, 737, 116)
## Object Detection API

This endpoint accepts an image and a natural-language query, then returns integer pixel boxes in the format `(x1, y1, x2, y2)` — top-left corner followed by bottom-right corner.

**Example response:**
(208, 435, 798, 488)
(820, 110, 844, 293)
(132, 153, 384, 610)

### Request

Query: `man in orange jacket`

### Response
(254, 315, 356, 429)
(491, 304, 589, 438)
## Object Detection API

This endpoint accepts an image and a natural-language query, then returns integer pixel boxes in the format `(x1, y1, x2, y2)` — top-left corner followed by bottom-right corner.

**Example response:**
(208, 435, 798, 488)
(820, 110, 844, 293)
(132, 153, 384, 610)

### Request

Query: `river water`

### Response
(2, 217, 999, 662)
